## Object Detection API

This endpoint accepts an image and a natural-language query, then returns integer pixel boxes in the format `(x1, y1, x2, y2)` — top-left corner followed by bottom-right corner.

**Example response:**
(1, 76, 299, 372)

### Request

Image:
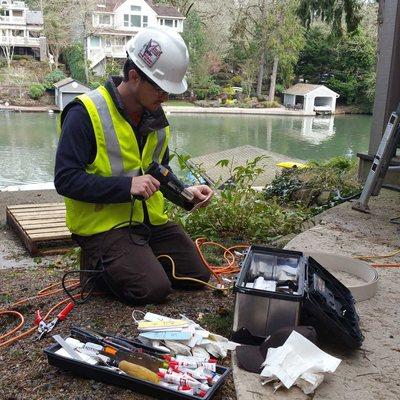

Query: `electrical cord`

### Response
(157, 254, 227, 290)
(0, 280, 81, 349)
(354, 248, 400, 268)
(194, 238, 249, 284)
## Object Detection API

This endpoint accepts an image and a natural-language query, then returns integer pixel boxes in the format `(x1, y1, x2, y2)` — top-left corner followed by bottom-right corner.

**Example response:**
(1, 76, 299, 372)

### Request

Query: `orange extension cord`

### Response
(0, 279, 80, 349)
(195, 238, 249, 284)
(0, 241, 248, 349)
(354, 248, 400, 268)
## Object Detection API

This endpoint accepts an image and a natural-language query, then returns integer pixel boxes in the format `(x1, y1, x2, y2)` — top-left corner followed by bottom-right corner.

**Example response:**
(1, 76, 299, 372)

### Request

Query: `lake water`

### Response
(0, 111, 372, 189)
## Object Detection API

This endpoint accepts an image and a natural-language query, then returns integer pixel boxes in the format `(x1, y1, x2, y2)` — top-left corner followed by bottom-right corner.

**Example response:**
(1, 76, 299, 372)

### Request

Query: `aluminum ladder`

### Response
(352, 102, 400, 213)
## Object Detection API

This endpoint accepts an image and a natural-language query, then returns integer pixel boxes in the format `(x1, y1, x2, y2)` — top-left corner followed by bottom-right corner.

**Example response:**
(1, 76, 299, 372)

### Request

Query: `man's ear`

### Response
(128, 68, 140, 83)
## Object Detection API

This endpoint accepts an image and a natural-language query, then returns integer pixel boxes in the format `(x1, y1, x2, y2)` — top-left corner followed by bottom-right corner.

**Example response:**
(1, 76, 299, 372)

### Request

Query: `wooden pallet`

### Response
(6, 203, 74, 256)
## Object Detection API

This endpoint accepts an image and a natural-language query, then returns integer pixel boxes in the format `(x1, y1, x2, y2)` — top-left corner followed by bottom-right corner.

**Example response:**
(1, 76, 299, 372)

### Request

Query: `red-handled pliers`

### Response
(34, 302, 75, 340)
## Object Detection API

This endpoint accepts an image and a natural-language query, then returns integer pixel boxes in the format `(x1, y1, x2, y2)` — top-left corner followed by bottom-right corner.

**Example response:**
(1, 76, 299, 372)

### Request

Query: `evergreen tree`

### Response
(297, 0, 363, 35)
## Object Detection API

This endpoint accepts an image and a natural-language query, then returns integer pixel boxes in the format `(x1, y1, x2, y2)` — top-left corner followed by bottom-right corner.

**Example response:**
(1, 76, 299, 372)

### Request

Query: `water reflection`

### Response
(283, 116, 335, 145)
(0, 111, 371, 188)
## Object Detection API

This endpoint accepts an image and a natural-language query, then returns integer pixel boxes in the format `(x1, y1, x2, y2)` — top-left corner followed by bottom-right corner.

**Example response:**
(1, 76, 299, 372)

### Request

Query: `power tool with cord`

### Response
(143, 161, 195, 211)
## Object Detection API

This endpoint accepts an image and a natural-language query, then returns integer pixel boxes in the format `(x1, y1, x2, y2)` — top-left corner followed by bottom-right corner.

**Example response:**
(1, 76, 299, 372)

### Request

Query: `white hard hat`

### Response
(126, 26, 189, 94)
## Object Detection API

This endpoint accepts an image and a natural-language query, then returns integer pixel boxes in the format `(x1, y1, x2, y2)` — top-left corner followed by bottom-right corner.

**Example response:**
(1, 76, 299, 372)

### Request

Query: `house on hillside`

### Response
(283, 84, 340, 115)
(0, 0, 46, 61)
(88, 0, 185, 75)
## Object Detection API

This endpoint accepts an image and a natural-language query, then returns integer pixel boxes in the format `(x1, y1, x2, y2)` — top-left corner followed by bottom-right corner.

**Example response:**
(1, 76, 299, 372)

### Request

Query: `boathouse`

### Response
(283, 83, 340, 114)
(54, 78, 91, 110)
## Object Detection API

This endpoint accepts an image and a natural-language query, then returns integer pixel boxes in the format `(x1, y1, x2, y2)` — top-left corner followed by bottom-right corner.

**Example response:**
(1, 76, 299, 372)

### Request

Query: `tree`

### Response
(42, 0, 73, 69)
(182, 9, 211, 88)
(228, 0, 304, 97)
(295, 26, 336, 82)
(0, 37, 15, 69)
(327, 29, 376, 109)
(297, 0, 363, 35)
(295, 26, 376, 110)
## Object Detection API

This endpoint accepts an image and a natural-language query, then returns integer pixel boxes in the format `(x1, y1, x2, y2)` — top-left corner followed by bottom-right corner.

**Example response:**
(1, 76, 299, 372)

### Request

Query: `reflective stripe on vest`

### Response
(60, 86, 170, 235)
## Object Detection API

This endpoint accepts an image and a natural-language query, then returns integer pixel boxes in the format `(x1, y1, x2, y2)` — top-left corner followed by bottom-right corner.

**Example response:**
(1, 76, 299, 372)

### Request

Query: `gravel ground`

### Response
(0, 263, 237, 400)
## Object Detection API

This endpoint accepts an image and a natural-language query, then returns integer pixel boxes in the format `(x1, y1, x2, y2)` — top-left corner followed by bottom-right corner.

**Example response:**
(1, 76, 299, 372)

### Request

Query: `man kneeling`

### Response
(54, 26, 212, 305)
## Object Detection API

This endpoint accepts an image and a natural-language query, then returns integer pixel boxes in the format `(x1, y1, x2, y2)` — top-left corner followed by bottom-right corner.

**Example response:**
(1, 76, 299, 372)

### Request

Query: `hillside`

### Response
(0, 57, 61, 106)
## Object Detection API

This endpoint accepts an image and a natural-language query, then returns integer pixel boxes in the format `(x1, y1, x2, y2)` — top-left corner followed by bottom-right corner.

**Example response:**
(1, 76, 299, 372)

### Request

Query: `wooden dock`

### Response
(188, 145, 305, 187)
(6, 203, 73, 256)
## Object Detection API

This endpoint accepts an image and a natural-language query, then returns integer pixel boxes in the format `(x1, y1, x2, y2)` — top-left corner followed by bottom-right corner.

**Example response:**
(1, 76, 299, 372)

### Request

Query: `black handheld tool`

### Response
(145, 161, 195, 211)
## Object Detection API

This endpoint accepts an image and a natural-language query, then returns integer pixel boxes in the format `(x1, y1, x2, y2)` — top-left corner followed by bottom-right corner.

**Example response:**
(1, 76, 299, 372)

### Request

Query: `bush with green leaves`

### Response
(64, 43, 86, 83)
(264, 156, 361, 211)
(43, 69, 66, 89)
(166, 155, 307, 243)
(28, 83, 46, 100)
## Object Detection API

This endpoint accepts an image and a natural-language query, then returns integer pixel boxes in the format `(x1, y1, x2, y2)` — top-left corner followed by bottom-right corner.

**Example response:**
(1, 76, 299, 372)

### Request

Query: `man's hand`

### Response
(131, 175, 160, 200)
(186, 185, 214, 209)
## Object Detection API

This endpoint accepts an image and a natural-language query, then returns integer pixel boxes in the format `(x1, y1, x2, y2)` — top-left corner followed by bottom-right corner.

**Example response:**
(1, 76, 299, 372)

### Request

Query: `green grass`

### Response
(164, 100, 195, 107)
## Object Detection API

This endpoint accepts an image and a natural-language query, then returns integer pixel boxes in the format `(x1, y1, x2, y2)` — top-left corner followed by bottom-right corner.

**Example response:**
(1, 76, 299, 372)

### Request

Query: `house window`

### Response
(12, 29, 24, 37)
(124, 14, 129, 27)
(174, 20, 178, 27)
(130, 14, 141, 27)
(164, 19, 173, 27)
(131, 5, 141, 11)
(28, 30, 40, 38)
(0, 9, 10, 16)
(90, 36, 101, 47)
(142, 15, 148, 27)
(12, 10, 23, 17)
(99, 14, 110, 25)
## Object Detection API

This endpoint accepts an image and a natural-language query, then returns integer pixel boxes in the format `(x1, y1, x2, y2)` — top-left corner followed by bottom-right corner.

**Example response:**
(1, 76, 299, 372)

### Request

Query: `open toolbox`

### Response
(44, 327, 230, 400)
(232, 245, 363, 348)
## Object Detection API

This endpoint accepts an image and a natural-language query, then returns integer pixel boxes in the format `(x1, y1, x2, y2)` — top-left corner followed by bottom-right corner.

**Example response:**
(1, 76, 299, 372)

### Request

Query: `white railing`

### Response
(103, 45, 125, 58)
(0, 16, 26, 25)
(89, 49, 106, 67)
(0, 36, 39, 46)
(89, 45, 126, 67)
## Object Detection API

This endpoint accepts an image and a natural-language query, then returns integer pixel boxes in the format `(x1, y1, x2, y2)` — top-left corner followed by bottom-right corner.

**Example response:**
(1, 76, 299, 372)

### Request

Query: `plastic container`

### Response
(232, 245, 363, 349)
(44, 329, 230, 400)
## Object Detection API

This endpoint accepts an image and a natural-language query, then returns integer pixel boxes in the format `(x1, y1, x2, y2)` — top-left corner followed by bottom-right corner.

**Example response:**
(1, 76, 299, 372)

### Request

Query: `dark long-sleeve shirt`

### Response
(54, 77, 170, 204)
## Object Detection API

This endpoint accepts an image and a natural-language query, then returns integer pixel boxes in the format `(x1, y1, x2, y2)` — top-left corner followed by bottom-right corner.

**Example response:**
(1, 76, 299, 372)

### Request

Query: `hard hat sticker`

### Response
(138, 39, 163, 68)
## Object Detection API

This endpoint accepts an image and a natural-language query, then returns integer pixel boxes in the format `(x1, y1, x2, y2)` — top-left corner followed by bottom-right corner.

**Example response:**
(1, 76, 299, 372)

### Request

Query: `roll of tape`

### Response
(303, 251, 379, 302)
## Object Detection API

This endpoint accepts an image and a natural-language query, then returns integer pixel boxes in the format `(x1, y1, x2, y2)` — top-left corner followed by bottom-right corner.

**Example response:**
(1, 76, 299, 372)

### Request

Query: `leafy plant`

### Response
(167, 154, 307, 243)
(265, 157, 361, 210)
(64, 42, 86, 83)
(28, 83, 46, 99)
(43, 69, 66, 89)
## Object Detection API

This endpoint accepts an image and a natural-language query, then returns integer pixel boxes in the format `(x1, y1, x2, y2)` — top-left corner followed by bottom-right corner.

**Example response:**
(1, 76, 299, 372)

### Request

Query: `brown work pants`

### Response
(74, 222, 211, 306)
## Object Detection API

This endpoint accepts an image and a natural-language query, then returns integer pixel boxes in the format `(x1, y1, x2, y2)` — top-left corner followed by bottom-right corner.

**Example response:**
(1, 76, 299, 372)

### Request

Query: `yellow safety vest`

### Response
(60, 86, 170, 236)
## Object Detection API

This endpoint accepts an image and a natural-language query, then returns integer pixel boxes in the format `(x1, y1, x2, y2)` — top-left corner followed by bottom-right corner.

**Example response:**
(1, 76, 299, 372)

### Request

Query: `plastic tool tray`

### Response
(44, 329, 230, 400)
(233, 245, 363, 349)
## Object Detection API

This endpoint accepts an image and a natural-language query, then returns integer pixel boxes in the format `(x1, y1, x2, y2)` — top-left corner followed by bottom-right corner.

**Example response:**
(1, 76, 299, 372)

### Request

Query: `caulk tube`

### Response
(157, 371, 187, 386)
(176, 366, 210, 382)
(158, 371, 209, 391)
(158, 381, 179, 391)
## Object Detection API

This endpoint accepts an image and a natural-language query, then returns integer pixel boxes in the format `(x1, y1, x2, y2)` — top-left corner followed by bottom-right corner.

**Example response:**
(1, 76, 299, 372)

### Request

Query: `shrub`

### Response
(13, 55, 33, 61)
(261, 100, 280, 108)
(222, 86, 235, 100)
(28, 83, 46, 100)
(44, 69, 66, 89)
(64, 43, 86, 83)
(167, 155, 307, 242)
(194, 88, 208, 100)
(207, 84, 221, 99)
(264, 157, 361, 211)
(229, 75, 242, 86)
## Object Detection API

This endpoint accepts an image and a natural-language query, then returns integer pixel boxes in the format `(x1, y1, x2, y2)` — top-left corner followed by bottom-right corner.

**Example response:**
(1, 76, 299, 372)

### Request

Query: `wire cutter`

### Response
(34, 302, 75, 340)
